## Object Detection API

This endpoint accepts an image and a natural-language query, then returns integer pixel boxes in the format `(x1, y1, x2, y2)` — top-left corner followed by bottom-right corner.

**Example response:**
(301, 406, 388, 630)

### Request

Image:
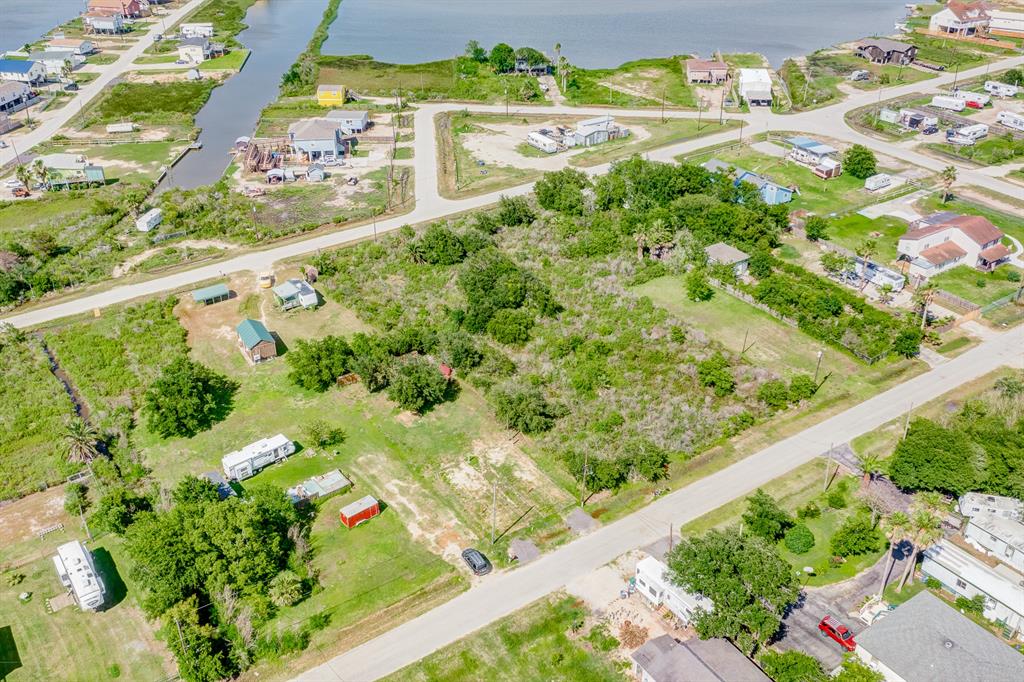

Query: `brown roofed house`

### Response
(685, 59, 729, 84)
(898, 212, 1009, 278)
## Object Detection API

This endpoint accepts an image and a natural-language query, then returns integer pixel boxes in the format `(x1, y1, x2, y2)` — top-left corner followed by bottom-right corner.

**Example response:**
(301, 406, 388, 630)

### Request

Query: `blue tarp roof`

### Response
(236, 318, 274, 349)
(0, 59, 38, 74)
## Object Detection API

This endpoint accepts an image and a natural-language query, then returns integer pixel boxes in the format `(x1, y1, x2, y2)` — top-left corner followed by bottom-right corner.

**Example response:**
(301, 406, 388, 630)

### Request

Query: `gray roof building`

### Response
(631, 635, 770, 682)
(855, 591, 1024, 682)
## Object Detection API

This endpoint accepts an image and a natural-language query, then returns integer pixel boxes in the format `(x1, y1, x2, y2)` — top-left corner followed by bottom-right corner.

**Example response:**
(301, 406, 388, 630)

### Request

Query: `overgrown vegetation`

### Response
(86, 81, 217, 126)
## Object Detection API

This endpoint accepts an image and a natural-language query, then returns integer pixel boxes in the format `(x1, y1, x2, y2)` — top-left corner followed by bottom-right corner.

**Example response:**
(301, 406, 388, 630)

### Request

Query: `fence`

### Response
(981, 289, 1024, 314)
(934, 288, 981, 314)
(914, 28, 1017, 50)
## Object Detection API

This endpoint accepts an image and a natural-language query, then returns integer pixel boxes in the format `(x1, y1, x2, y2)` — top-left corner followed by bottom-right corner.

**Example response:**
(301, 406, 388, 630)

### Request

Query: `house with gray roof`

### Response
(705, 242, 750, 276)
(288, 118, 347, 162)
(855, 591, 1024, 682)
(631, 635, 769, 682)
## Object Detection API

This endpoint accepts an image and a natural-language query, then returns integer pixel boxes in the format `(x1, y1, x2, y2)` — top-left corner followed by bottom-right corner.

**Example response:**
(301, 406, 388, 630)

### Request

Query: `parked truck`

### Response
(984, 80, 1020, 98)
(996, 110, 1024, 132)
(931, 95, 966, 112)
(952, 90, 991, 109)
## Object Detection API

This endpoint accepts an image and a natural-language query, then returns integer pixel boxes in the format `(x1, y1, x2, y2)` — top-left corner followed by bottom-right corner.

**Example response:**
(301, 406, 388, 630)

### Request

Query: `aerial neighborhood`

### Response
(0, 1, 1024, 682)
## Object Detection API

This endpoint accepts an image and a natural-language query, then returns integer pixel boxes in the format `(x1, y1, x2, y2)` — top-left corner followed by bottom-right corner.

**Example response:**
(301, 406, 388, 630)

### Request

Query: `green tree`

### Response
(804, 215, 829, 241)
(349, 334, 394, 392)
(820, 251, 852, 278)
(666, 529, 800, 654)
(92, 487, 152, 535)
(64, 482, 89, 517)
(163, 596, 232, 682)
(496, 195, 535, 226)
(834, 656, 884, 682)
(491, 384, 559, 434)
(912, 281, 937, 330)
(489, 42, 516, 72)
(939, 165, 957, 203)
(876, 511, 910, 597)
(465, 40, 487, 62)
(892, 328, 922, 358)
(697, 352, 735, 396)
(830, 515, 882, 557)
(855, 239, 877, 291)
(534, 168, 591, 215)
(171, 476, 220, 506)
(743, 489, 793, 541)
(302, 419, 346, 449)
(486, 308, 535, 345)
(758, 650, 826, 682)
(410, 224, 467, 265)
(269, 570, 303, 607)
(286, 335, 353, 391)
(843, 144, 877, 179)
(386, 358, 450, 413)
(856, 453, 885, 489)
(748, 250, 775, 279)
(758, 379, 791, 409)
(143, 357, 238, 438)
(888, 418, 977, 495)
(788, 374, 817, 402)
(784, 524, 816, 555)
(437, 330, 482, 369)
(64, 417, 101, 465)
(686, 268, 714, 302)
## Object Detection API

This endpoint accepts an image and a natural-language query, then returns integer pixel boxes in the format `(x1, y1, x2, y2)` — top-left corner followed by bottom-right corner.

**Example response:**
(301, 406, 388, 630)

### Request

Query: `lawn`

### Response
(904, 33, 1010, 68)
(132, 54, 179, 65)
(198, 48, 250, 71)
(927, 264, 1024, 306)
(724, 53, 767, 69)
(0, 537, 174, 681)
(385, 596, 625, 682)
(570, 117, 738, 168)
(682, 463, 885, 587)
(826, 214, 910, 264)
(54, 140, 185, 183)
(86, 53, 119, 66)
(562, 56, 698, 108)
(924, 135, 1024, 167)
(180, 0, 258, 46)
(85, 80, 217, 125)
(682, 145, 892, 215)
(803, 51, 935, 92)
(779, 58, 842, 111)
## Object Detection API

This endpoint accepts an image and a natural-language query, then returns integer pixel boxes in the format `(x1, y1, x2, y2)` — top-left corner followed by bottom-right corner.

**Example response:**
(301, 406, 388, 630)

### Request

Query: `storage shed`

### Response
(192, 283, 230, 305)
(339, 495, 381, 529)
(222, 434, 295, 480)
(135, 207, 162, 232)
(287, 469, 353, 504)
(236, 318, 277, 363)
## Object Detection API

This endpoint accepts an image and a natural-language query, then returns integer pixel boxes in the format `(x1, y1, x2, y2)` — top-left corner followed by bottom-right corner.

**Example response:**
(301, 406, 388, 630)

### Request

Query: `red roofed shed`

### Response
(339, 495, 380, 529)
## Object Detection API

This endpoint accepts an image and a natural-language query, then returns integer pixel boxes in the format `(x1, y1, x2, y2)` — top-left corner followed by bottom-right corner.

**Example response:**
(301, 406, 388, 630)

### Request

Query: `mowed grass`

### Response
(928, 264, 1024, 306)
(563, 56, 698, 108)
(915, 192, 1024, 245)
(683, 145, 887, 215)
(826, 214, 910, 264)
(0, 538, 173, 681)
(570, 117, 738, 168)
(385, 596, 625, 682)
(0, 192, 92, 238)
(683, 464, 884, 587)
(198, 48, 250, 71)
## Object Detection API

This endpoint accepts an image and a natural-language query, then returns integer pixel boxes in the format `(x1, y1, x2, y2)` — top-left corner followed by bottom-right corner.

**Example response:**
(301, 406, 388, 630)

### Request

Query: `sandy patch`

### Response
(444, 459, 490, 496)
(112, 239, 234, 278)
(395, 410, 418, 427)
(471, 436, 551, 490)
(0, 487, 70, 547)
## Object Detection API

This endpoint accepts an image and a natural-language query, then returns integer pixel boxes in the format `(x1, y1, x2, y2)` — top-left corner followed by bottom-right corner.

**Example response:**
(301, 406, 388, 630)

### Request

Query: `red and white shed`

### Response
(339, 495, 380, 529)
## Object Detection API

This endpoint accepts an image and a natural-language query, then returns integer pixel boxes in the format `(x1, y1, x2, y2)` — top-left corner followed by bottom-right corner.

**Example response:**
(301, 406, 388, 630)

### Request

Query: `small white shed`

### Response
(105, 122, 137, 134)
(635, 556, 713, 625)
(135, 207, 163, 232)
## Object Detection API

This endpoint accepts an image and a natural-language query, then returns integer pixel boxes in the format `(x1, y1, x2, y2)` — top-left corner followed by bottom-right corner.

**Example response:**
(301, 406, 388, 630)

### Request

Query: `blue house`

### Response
(0, 59, 47, 84)
(701, 158, 795, 205)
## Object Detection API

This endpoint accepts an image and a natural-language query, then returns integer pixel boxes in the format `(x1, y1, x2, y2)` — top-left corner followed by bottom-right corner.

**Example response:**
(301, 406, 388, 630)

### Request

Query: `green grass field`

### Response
(385, 597, 625, 682)
(570, 117, 738, 168)
(562, 56, 698, 108)
(779, 58, 842, 111)
(826, 214, 910, 264)
(88, 80, 216, 125)
(198, 48, 250, 71)
(928, 264, 1024, 306)
(924, 135, 1024, 167)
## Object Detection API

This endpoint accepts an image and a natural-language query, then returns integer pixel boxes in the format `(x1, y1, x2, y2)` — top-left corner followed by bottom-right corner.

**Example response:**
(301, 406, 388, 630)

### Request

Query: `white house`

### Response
(0, 81, 31, 113)
(84, 12, 125, 34)
(27, 51, 85, 75)
(324, 109, 370, 134)
(527, 131, 558, 153)
(959, 493, 1023, 521)
(178, 37, 211, 64)
(222, 434, 295, 481)
(785, 136, 842, 179)
(288, 118, 346, 162)
(573, 115, 628, 147)
(0, 59, 47, 84)
(988, 9, 1024, 37)
(738, 68, 773, 106)
(705, 242, 750, 277)
(929, 1, 990, 36)
(46, 38, 95, 56)
(897, 212, 1009, 279)
(634, 556, 713, 626)
(963, 512, 1024, 574)
(272, 278, 318, 310)
(179, 22, 215, 39)
(52, 541, 105, 611)
(921, 539, 1024, 638)
(855, 591, 1024, 682)
(135, 207, 162, 232)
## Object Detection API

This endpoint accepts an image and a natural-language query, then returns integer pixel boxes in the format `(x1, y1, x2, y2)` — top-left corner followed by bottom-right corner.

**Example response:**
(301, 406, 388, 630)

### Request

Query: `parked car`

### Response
(63, 82, 78, 91)
(257, 272, 274, 288)
(461, 548, 492, 576)
(922, 125, 939, 135)
(818, 615, 856, 651)
(12, 187, 30, 198)
(3, 179, 20, 188)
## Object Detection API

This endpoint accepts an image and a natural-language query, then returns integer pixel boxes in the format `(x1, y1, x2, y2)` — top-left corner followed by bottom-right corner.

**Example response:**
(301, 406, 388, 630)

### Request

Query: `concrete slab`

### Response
(566, 507, 598, 534)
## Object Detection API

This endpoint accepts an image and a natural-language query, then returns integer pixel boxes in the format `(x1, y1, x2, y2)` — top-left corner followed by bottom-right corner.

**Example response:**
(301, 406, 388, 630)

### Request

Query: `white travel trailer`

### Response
(53, 541, 105, 611)
(931, 95, 966, 111)
(947, 123, 989, 145)
(222, 434, 295, 480)
(996, 110, 1024, 132)
(984, 80, 1020, 98)
(952, 90, 990, 108)
(864, 173, 893, 191)
(527, 131, 558, 154)
(135, 207, 162, 232)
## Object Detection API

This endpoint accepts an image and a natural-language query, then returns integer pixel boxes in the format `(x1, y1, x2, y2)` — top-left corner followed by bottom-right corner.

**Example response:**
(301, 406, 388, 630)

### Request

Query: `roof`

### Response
(340, 495, 379, 518)
(744, 89, 773, 101)
(0, 59, 40, 74)
(738, 170, 787, 194)
(702, 158, 745, 175)
(858, 37, 915, 53)
(924, 540, 1024, 614)
(90, 0, 134, 7)
(0, 81, 29, 96)
(631, 635, 770, 682)
(901, 213, 1003, 246)
(705, 242, 750, 265)
(738, 68, 772, 85)
(48, 38, 89, 47)
(317, 83, 344, 93)
(919, 241, 968, 265)
(311, 469, 352, 494)
(222, 434, 292, 469)
(191, 282, 229, 302)
(945, 1, 990, 21)
(978, 243, 1010, 262)
(28, 51, 78, 62)
(179, 37, 209, 48)
(577, 114, 617, 132)
(856, 591, 1024, 682)
(325, 109, 368, 121)
(54, 541, 104, 604)
(786, 136, 838, 156)
(272, 278, 316, 300)
(236, 318, 274, 349)
(288, 118, 341, 141)
(686, 59, 728, 71)
(959, 493, 1023, 518)
(969, 513, 1024, 552)
(39, 153, 87, 169)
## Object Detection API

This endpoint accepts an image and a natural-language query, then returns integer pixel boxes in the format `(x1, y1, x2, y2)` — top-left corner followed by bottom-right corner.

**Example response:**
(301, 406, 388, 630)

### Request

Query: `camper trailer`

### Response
(222, 434, 295, 480)
(947, 123, 989, 145)
(52, 541, 105, 611)
(931, 95, 966, 111)
(996, 110, 1024, 132)
(527, 131, 558, 154)
(952, 90, 991, 109)
(984, 80, 1020, 98)
(865, 173, 893, 192)
(135, 207, 162, 232)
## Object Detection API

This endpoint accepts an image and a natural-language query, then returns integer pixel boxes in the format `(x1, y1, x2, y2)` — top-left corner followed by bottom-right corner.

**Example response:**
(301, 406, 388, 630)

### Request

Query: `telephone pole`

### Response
(579, 450, 589, 507)
(823, 442, 833, 491)
(490, 475, 497, 545)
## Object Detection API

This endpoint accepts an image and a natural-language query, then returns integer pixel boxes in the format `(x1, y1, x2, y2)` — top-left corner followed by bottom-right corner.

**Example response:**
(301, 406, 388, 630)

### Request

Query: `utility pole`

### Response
(719, 86, 725, 125)
(813, 349, 824, 384)
(667, 523, 673, 554)
(823, 442, 833, 492)
(661, 87, 666, 123)
(902, 402, 913, 439)
(579, 450, 589, 508)
(697, 98, 703, 131)
(739, 118, 745, 142)
(372, 214, 377, 241)
(505, 86, 509, 117)
(490, 475, 497, 545)
(78, 501, 92, 540)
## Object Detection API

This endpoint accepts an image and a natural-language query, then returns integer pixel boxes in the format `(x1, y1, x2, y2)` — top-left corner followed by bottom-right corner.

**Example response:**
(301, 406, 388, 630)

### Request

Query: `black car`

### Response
(922, 125, 939, 135)
(461, 548, 492, 576)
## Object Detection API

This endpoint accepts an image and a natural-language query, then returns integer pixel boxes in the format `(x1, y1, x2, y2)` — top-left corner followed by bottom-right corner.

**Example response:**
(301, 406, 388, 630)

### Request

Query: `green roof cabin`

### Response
(192, 283, 230, 305)
(236, 318, 277, 364)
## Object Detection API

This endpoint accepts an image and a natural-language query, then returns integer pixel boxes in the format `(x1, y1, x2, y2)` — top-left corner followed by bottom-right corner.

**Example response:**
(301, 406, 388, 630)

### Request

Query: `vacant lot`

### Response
(563, 56, 697, 108)
(386, 596, 625, 682)
(826, 214, 910, 264)
(86, 80, 216, 125)
(928, 264, 1024, 306)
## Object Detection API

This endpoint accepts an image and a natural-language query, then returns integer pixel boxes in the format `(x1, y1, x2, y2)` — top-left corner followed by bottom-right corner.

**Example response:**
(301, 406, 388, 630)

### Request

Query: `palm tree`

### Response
(15, 165, 32, 192)
(878, 283, 894, 305)
(939, 165, 958, 203)
(31, 159, 47, 188)
(877, 511, 911, 598)
(61, 59, 72, 82)
(856, 239, 877, 291)
(856, 453, 885, 489)
(912, 281, 938, 330)
(64, 418, 100, 465)
(897, 506, 943, 592)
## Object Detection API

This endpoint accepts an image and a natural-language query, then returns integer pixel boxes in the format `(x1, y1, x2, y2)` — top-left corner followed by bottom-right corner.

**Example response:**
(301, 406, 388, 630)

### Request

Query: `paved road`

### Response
(296, 326, 1022, 681)
(0, 0, 207, 167)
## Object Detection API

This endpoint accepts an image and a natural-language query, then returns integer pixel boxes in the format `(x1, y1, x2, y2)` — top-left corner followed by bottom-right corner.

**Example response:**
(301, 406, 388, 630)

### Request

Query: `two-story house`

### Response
(929, 1, 990, 36)
(854, 38, 918, 65)
(897, 212, 1009, 279)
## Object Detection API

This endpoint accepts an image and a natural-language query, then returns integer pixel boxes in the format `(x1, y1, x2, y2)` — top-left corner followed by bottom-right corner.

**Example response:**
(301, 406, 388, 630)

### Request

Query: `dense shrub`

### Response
(491, 384, 559, 433)
(743, 489, 793, 542)
(686, 268, 714, 301)
(63, 482, 89, 516)
(843, 145, 878, 180)
(143, 357, 238, 438)
(286, 335, 353, 391)
(758, 379, 790, 409)
(486, 308, 535, 345)
(410, 224, 467, 265)
(386, 358, 451, 413)
(830, 515, 881, 556)
(496, 195, 535, 227)
(697, 352, 735, 396)
(534, 168, 591, 215)
(788, 374, 817, 402)
(784, 524, 815, 554)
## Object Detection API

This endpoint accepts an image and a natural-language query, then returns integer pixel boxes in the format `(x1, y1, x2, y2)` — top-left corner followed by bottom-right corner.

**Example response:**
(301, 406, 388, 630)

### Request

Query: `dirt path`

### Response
(112, 239, 235, 278)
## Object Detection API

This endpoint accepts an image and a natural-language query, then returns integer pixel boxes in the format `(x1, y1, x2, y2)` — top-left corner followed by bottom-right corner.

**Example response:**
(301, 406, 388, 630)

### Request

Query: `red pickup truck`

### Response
(818, 615, 857, 651)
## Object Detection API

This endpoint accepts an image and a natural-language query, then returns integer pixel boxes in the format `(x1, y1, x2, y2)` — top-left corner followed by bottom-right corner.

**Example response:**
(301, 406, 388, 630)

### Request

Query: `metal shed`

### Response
(191, 283, 230, 305)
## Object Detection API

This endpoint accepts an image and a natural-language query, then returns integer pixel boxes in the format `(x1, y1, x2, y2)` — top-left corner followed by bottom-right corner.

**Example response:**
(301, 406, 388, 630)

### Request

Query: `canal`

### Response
(161, 0, 329, 190)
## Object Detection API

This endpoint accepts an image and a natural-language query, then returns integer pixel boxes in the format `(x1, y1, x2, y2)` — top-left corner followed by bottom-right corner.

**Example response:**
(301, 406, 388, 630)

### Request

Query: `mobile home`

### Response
(931, 95, 966, 111)
(135, 207, 162, 232)
(527, 131, 558, 153)
(222, 434, 295, 480)
(996, 110, 1024, 132)
(984, 80, 1019, 98)
(947, 123, 988, 145)
(952, 90, 990, 108)
(53, 541, 105, 611)
(635, 556, 713, 626)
